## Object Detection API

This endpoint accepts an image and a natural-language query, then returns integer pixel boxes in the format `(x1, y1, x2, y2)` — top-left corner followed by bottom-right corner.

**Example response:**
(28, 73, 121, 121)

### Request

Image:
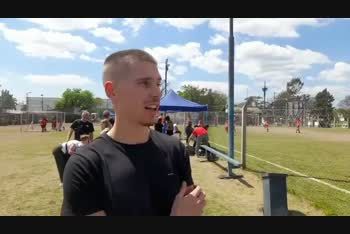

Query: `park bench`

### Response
(200, 144, 241, 168)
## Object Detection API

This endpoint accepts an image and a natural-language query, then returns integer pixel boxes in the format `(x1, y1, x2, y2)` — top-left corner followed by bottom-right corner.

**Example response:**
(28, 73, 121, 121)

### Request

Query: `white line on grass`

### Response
(209, 141, 350, 195)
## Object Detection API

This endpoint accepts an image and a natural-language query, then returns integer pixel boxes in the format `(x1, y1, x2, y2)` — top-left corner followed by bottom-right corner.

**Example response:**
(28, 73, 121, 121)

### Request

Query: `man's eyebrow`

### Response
(136, 77, 162, 82)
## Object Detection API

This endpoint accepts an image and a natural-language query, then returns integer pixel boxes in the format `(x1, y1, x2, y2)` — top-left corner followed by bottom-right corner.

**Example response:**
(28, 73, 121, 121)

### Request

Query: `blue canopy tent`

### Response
(159, 90, 208, 112)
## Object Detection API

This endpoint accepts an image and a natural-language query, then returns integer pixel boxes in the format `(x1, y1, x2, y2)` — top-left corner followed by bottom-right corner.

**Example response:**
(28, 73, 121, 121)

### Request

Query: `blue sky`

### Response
(0, 18, 349, 106)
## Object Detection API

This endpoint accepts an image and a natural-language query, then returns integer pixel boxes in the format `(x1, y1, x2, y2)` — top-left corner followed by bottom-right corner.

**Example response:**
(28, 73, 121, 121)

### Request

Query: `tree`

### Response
(338, 95, 350, 109)
(245, 96, 263, 107)
(311, 88, 335, 128)
(287, 77, 304, 96)
(0, 89, 17, 111)
(337, 96, 350, 128)
(177, 85, 227, 112)
(93, 97, 104, 110)
(55, 88, 96, 112)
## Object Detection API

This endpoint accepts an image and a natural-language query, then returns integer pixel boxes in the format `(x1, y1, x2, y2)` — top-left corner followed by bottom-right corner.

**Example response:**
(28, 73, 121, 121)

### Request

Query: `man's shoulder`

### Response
(151, 130, 184, 149)
(71, 137, 109, 164)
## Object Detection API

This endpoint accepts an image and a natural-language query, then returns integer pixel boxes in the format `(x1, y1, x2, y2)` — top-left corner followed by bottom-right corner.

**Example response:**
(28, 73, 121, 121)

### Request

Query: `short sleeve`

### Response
(61, 154, 104, 216)
(70, 120, 79, 130)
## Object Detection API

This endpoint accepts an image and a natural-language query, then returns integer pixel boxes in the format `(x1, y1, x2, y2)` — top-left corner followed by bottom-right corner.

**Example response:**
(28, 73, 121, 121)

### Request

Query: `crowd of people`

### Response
(153, 115, 211, 157)
(53, 110, 115, 187)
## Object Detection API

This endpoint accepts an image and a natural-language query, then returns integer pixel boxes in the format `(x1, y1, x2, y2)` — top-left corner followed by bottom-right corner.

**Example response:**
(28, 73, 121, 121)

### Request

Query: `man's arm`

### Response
(67, 120, 77, 141)
(62, 154, 105, 216)
(67, 128, 74, 141)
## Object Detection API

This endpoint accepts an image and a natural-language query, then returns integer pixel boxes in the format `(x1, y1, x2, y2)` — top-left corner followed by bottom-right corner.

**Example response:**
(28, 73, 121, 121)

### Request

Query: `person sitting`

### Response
(103, 110, 115, 126)
(100, 119, 112, 135)
(52, 134, 91, 186)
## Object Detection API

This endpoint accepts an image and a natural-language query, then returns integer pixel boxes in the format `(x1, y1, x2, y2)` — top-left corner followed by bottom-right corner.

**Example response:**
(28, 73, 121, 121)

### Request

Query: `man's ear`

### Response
(104, 81, 115, 98)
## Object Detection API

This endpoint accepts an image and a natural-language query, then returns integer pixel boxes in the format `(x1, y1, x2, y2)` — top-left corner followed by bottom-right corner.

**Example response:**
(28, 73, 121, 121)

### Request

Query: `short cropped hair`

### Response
(103, 49, 157, 83)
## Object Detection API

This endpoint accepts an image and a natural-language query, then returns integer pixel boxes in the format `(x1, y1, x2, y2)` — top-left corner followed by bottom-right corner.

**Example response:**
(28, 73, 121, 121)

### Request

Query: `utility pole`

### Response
(262, 81, 268, 109)
(164, 58, 170, 96)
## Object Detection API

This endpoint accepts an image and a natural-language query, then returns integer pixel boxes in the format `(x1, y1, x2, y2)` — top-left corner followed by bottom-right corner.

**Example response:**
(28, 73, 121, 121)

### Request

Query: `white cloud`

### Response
(79, 54, 104, 63)
(172, 65, 188, 76)
(104, 46, 112, 51)
(154, 18, 208, 30)
(191, 49, 228, 74)
(0, 77, 9, 85)
(318, 62, 350, 82)
(146, 40, 331, 87)
(180, 80, 248, 98)
(0, 23, 96, 59)
(145, 42, 201, 63)
(209, 18, 330, 38)
(209, 33, 227, 45)
(122, 18, 147, 33)
(90, 27, 125, 44)
(154, 18, 331, 38)
(235, 41, 330, 88)
(145, 42, 227, 74)
(24, 74, 95, 86)
(21, 18, 113, 31)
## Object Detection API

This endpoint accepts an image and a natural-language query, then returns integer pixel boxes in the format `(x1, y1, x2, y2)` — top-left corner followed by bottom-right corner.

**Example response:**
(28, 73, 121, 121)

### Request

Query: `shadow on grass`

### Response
(244, 168, 350, 184)
(288, 210, 306, 216)
(198, 157, 254, 188)
(259, 207, 307, 216)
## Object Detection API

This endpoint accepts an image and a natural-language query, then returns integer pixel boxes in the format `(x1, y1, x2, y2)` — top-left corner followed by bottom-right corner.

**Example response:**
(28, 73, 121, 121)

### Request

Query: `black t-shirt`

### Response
(185, 126, 194, 136)
(70, 119, 94, 140)
(62, 130, 193, 216)
(154, 123, 163, 133)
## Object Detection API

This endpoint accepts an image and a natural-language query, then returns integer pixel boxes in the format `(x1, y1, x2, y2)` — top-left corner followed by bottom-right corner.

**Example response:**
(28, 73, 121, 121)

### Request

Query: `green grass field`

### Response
(208, 126, 350, 216)
(0, 124, 348, 215)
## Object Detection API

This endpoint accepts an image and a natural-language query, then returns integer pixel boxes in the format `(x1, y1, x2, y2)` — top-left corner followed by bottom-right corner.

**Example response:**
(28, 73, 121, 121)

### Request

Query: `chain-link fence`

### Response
(203, 109, 350, 215)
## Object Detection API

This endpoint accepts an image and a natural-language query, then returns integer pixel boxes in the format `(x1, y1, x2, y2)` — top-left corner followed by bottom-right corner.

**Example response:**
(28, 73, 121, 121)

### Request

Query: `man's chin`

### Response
(141, 122, 154, 127)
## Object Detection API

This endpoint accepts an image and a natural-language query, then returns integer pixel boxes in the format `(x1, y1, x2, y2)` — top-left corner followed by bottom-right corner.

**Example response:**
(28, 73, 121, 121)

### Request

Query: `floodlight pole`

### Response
(228, 18, 235, 177)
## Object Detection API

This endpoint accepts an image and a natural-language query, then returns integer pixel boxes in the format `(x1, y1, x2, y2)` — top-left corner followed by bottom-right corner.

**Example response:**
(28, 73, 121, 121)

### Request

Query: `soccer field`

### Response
(0, 124, 348, 215)
(208, 126, 350, 215)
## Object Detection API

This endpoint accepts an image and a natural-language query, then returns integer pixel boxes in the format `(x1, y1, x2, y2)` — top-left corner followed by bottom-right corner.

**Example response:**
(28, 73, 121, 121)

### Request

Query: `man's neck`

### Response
(107, 118, 150, 144)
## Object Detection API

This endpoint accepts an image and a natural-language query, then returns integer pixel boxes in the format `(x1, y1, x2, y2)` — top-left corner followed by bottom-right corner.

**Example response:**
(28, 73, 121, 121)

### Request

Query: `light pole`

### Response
(26, 92, 32, 111)
(26, 92, 31, 124)
(227, 18, 235, 177)
(41, 94, 44, 111)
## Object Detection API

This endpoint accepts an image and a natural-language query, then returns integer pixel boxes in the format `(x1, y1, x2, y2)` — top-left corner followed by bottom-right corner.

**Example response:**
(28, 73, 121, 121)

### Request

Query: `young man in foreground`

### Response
(62, 49, 206, 216)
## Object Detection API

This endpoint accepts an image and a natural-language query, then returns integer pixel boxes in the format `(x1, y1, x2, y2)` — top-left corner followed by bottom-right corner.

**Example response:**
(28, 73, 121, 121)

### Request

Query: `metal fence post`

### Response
(241, 103, 247, 169)
(262, 173, 288, 216)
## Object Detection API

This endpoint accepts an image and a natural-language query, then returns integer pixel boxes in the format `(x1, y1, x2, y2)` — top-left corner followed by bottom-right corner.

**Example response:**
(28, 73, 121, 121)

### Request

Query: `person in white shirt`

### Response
(52, 134, 91, 186)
